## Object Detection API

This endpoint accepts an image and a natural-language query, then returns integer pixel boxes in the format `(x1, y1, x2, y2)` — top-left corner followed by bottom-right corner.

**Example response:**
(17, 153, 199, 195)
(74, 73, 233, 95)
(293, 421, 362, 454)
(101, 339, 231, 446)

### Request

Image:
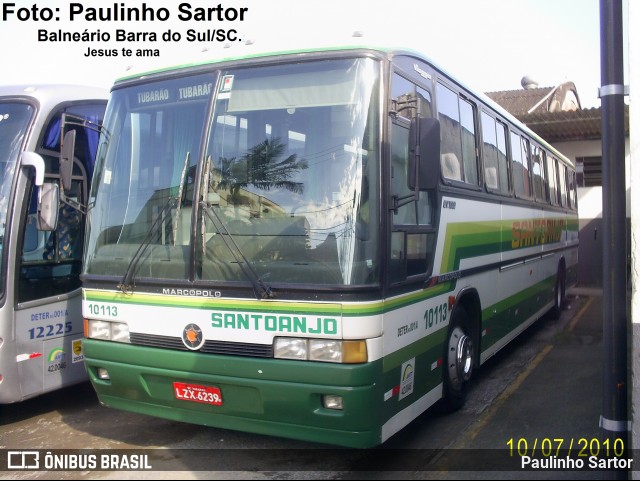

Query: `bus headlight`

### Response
(86, 320, 110, 340)
(110, 322, 131, 343)
(273, 338, 307, 360)
(85, 319, 130, 343)
(309, 340, 341, 362)
(274, 338, 367, 363)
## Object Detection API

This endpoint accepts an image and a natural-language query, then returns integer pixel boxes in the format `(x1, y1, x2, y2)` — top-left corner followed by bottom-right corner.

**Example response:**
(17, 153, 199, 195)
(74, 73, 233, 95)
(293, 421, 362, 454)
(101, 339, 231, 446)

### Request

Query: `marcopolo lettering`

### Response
(211, 312, 338, 335)
(162, 288, 220, 297)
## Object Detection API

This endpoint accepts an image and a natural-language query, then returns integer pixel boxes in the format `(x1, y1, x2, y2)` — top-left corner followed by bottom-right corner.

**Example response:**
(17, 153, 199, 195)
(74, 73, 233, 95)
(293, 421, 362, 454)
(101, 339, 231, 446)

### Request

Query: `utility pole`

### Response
(599, 0, 628, 478)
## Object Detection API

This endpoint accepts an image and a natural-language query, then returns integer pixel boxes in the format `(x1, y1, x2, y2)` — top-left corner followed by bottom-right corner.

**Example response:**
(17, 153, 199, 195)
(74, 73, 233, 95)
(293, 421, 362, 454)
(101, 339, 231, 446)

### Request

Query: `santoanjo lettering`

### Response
(512, 218, 566, 249)
(211, 312, 338, 335)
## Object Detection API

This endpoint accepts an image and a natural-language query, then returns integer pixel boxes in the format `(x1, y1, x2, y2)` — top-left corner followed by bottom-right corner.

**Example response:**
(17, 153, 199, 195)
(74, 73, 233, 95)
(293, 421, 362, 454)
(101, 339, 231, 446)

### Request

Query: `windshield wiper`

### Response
(118, 152, 191, 293)
(200, 201, 275, 300)
(117, 197, 177, 294)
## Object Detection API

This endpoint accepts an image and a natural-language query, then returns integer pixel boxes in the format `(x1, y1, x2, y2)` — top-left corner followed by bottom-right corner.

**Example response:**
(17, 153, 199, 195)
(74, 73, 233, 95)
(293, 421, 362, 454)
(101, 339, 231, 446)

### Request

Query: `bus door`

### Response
(14, 104, 103, 399)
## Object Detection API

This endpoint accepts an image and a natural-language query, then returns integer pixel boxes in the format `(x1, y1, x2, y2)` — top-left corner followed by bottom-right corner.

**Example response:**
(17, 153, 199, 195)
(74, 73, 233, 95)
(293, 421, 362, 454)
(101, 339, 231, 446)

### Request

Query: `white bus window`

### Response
(496, 121, 510, 193)
(547, 156, 560, 205)
(481, 112, 499, 190)
(558, 162, 568, 207)
(531, 145, 548, 203)
(437, 83, 462, 182)
(511, 132, 532, 199)
(567, 169, 577, 209)
(460, 99, 478, 185)
(437, 83, 478, 185)
(392, 75, 417, 121)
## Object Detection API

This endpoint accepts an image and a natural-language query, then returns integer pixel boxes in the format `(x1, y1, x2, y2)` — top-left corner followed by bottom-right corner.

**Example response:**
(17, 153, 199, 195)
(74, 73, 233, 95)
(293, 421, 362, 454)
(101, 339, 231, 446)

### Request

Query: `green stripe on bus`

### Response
(84, 284, 453, 318)
(440, 218, 574, 273)
(440, 220, 504, 272)
(383, 327, 447, 373)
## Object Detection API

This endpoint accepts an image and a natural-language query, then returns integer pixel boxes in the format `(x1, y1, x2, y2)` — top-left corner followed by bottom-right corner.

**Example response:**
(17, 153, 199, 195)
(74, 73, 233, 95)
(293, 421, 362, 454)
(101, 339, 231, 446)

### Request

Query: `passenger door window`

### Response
(389, 73, 436, 284)
(17, 102, 104, 303)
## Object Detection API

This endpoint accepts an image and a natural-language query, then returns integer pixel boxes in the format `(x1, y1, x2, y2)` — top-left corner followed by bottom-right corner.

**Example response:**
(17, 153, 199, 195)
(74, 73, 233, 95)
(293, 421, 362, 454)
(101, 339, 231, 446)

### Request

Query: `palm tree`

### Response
(215, 138, 308, 202)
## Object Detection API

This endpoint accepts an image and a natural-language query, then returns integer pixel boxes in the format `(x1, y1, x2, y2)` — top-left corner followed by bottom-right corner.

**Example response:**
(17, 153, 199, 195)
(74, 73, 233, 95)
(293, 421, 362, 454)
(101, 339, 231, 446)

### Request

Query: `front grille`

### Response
(130, 333, 273, 358)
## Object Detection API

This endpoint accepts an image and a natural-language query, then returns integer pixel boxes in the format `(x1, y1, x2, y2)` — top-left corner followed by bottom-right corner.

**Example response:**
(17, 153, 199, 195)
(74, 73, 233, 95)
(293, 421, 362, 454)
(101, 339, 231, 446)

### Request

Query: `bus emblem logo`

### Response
(182, 324, 205, 350)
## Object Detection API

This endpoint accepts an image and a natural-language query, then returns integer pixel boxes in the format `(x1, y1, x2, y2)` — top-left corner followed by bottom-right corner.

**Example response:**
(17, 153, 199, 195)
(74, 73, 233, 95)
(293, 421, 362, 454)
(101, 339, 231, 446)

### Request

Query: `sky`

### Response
(0, 0, 612, 108)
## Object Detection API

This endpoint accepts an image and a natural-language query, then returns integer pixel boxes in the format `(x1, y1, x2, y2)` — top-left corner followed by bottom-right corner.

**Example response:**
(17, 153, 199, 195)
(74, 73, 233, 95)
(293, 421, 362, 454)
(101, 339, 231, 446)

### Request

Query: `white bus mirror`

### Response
(21, 151, 46, 186)
(37, 182, 60, 231)
(60, 130, 77, 192)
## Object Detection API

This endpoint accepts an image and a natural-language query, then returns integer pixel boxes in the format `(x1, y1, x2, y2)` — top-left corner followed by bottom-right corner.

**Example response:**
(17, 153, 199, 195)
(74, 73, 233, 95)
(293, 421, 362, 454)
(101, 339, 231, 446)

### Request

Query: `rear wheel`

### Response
(550, 266, 566, 319)
(441, 306, 474, 412)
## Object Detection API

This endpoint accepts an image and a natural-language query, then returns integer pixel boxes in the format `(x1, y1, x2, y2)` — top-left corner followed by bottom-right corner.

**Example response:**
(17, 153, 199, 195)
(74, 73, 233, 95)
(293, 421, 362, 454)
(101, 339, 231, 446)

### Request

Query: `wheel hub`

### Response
(456, 334, 473, 381)
(448, 326, 473, 386)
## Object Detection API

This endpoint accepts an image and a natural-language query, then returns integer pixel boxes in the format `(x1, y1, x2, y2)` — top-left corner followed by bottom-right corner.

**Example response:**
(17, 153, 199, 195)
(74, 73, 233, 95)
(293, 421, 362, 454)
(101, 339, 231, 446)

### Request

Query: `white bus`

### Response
(0, 85, 106, 403)
(81, 46, 578, 447)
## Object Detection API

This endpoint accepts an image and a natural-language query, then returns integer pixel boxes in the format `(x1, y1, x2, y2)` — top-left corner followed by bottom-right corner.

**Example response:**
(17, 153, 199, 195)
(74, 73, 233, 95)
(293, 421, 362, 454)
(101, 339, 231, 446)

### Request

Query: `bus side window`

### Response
(459, 98, 478, 185)
(547, 156, 560, 205)
(568, 170, 577, 209)
(531, 145, 548, 203)
(437, 83, 479, 186)
(558, 162, 568, 207)
(481, 111, 499, 190)
(481, 112, 511, 194)
(510, 131, 532, 199)
(437, 83, 463, 182)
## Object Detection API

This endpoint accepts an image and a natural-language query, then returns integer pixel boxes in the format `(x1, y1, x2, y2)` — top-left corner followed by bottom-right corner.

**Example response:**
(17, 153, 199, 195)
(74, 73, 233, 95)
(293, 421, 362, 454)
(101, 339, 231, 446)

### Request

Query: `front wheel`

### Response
(441, 306, 474, 412)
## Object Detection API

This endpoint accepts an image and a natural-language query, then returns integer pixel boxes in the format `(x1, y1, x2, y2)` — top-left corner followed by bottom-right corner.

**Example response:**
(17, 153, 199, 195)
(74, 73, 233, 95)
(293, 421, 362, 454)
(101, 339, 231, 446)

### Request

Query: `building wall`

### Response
(552, 138, 630, 286)
(554, 138, 631, 215)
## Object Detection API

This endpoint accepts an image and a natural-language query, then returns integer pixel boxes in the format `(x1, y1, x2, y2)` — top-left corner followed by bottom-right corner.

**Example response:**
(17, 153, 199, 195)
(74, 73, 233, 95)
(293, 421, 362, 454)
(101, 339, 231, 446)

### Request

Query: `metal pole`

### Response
(599, 0, 628, 477)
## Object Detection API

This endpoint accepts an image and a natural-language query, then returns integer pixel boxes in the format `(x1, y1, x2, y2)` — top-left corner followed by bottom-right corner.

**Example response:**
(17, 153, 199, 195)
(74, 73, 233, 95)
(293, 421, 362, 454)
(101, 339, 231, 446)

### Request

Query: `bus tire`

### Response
(441, 305, 474, 412)
(550, 266, 566, 319)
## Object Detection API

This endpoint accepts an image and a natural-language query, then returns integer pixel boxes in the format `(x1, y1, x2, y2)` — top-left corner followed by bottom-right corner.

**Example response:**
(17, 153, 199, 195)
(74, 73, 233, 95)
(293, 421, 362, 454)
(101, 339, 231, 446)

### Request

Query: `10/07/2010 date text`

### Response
(507, 437, 626, 458)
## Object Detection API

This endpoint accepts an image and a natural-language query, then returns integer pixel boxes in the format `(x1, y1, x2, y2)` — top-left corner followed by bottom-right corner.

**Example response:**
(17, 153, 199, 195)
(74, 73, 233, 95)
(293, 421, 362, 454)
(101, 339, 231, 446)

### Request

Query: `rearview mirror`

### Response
(37, 182, 60, 231)
(60, 130, 77, 192)
(408, 117, 441, 191)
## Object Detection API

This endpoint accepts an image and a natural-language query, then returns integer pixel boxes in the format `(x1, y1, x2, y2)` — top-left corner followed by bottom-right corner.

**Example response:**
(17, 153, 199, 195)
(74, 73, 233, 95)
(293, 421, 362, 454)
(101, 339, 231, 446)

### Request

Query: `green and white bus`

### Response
(81, 46, 578, 448)
(0, 84, 106, 403)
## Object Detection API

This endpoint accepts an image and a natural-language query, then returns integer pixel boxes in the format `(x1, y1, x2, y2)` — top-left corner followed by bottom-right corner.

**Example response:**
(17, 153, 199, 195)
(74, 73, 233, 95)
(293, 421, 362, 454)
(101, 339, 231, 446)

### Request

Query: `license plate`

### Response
(173, 382, 223, 406)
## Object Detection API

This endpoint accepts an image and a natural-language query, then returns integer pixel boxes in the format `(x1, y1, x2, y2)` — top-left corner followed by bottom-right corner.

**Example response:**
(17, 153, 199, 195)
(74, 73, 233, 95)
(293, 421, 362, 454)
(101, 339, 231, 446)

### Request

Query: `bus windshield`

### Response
(0, 102, 34, 294)
(85, 57, 381, 287)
